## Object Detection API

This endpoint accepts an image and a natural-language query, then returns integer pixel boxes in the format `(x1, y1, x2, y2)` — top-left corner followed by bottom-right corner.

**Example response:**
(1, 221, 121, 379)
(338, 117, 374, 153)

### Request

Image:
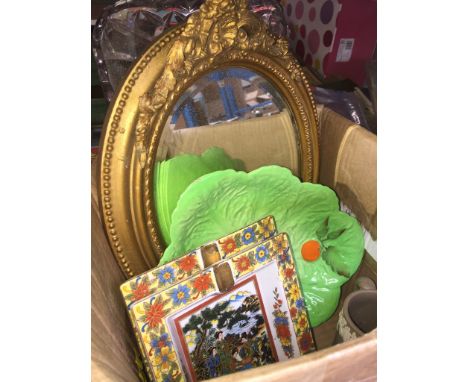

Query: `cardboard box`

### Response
(91, 105, 377, 381)
(316, 105, 377, 240)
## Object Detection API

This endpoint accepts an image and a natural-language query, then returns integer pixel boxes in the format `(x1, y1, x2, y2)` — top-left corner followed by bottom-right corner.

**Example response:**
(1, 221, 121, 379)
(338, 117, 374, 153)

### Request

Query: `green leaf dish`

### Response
(159, 165, 364, 326)
(154, 147, 244, 246)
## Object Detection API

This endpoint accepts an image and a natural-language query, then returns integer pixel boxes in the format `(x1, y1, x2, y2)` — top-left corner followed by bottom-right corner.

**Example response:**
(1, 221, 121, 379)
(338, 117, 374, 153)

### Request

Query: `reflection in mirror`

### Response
(170, 68, 286, 127)
(154, 68, 301, 246)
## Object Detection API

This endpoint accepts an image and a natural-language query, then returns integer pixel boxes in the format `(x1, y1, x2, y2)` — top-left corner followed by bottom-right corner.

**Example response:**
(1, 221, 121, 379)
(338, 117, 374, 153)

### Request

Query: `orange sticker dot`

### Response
(301, 240, 321, 261)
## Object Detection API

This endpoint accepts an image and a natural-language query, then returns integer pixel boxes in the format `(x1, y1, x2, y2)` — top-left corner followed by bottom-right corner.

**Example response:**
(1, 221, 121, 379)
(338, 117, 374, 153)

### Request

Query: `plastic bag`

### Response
(92, 0, 287, 101)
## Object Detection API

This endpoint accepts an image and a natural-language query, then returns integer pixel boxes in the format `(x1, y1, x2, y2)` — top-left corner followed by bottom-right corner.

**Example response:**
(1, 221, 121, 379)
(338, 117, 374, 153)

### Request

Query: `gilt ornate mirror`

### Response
(98, 0, 320, 278)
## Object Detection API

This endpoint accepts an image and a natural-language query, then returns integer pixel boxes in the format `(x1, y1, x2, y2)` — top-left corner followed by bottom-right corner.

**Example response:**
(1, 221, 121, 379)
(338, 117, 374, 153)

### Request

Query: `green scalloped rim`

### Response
(160, 165, 364, 326)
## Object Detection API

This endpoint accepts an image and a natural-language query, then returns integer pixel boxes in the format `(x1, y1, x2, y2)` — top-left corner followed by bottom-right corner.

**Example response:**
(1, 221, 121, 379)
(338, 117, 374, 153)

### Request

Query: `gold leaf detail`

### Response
(134, 0, 299, 151)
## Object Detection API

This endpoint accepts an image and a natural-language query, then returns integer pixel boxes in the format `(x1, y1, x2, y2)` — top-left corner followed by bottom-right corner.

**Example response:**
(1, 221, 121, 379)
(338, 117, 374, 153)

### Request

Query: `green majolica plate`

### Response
(154, 147, 244, 245)
(160, 165, 364, 326)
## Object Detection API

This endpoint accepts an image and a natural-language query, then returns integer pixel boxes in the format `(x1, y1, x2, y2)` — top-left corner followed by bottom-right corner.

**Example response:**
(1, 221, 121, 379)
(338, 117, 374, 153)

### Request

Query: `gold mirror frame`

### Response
(98, 0, 320, 278)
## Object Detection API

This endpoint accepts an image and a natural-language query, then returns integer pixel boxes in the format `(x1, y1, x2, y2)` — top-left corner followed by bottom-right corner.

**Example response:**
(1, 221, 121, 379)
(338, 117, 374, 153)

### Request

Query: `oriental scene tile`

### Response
(175, 277, 277, 381)
(125, 231, 315, 382)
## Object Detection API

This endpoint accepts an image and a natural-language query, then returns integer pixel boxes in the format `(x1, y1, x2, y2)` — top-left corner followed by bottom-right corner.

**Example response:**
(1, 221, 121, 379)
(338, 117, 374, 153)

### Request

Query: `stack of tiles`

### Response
(120, 216, 316, 382)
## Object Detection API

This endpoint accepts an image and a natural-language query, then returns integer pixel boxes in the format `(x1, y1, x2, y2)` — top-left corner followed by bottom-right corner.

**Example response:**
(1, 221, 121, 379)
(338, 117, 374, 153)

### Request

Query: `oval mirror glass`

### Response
(154, 67, 302, 246)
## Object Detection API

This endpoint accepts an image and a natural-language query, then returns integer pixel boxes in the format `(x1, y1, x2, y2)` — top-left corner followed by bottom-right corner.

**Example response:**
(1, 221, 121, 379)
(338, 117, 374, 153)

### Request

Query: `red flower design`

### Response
(146, 300, 166, 329)
(222, 238, 236, 254)
(277, 324, 291, 338)
(132, 282, 150, 301)
(235, 255, 251, 273)
(299, 332, 313, 352)
(284, 267, 294, 280)
(178, 254, 197, 273)
(193, 274, 212, 292)
(298, 315, 309, 330)
(290, 307, 297, 318)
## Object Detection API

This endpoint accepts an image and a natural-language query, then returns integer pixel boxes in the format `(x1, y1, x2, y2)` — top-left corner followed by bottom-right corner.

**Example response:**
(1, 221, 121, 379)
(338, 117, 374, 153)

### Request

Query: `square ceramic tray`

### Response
(129, 233, 316, 382)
